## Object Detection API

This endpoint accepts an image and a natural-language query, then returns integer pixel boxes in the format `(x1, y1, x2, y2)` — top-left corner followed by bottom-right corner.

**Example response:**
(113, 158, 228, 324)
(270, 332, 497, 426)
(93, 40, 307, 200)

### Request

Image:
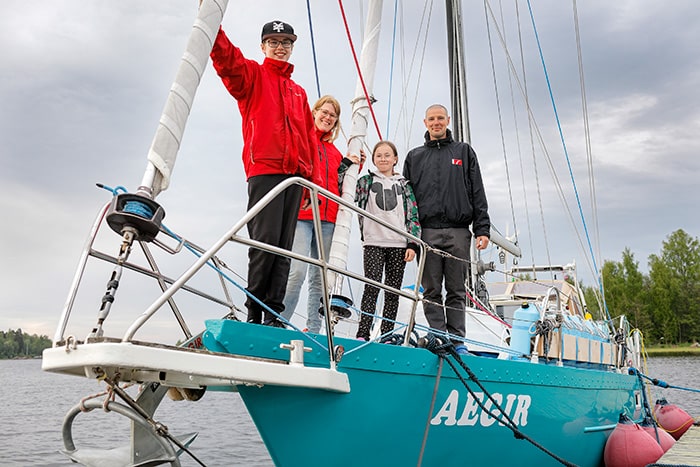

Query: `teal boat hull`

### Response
(203, 319, 642, 467)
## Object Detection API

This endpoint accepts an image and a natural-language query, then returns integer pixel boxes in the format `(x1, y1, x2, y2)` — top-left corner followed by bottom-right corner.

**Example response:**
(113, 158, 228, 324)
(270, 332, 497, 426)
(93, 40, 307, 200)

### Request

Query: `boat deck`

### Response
(42, 339, 350, 393)
(653, 425, 700, 467)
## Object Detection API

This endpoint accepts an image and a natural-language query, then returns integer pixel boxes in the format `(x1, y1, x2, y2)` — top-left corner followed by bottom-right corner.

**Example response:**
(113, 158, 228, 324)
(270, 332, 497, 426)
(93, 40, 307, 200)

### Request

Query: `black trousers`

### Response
(421, 228, 470, 338)
(245, 174, 303, 323)
(357, 246, 407, 340)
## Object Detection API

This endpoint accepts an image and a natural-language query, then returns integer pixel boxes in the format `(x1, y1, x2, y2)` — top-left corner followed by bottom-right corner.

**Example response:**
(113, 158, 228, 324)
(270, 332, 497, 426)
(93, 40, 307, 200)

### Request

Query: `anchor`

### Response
(61, 379, 202, 467)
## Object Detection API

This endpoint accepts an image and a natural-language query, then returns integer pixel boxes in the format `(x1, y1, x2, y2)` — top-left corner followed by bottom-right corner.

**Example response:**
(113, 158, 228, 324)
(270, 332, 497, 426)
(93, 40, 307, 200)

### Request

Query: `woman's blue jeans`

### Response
(281, 220, 335, 332)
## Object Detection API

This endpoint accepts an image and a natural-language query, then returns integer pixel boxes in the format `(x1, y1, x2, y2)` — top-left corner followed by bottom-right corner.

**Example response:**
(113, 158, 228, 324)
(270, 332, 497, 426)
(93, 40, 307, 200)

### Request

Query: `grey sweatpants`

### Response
(420, 227, 471, 339)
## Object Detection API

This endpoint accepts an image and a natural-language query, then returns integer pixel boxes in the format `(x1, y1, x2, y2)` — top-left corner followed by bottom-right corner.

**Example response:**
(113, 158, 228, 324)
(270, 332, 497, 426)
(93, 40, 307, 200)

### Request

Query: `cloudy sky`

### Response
(2, 0, 699, 339)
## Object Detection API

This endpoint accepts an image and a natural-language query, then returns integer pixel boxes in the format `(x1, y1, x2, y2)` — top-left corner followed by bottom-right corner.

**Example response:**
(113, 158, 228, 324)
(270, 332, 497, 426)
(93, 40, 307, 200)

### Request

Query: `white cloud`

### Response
(1, 1, 699, 338)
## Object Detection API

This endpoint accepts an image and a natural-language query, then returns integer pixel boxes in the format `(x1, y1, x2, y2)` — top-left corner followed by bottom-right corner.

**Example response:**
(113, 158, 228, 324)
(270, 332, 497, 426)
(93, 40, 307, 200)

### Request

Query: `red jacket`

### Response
(297, 128, 344, 223)
(210, 29, 319, 184)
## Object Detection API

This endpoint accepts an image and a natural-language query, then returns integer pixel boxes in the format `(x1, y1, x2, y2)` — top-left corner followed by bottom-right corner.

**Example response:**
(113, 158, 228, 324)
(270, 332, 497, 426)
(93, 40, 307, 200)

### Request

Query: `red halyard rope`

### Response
(337, 0, 384, 141)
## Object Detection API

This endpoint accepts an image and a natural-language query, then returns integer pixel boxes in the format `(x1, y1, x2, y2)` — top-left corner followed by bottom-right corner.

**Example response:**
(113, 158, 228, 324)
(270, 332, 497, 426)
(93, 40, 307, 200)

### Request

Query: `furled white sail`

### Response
(139, 0, 229, 198)
(326, 0, 384, 293)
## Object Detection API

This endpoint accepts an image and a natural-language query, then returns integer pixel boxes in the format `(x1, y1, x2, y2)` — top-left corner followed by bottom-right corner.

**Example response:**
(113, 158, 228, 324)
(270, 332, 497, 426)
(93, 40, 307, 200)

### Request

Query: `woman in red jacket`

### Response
(281, 95, 362, 333)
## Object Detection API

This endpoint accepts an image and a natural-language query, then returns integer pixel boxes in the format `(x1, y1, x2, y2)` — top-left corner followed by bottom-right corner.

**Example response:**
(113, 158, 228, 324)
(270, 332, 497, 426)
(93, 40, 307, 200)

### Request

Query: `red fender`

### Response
(604, 415, 664, 467)
(654, 398, 695, 440)
(640, 417, 676, 453)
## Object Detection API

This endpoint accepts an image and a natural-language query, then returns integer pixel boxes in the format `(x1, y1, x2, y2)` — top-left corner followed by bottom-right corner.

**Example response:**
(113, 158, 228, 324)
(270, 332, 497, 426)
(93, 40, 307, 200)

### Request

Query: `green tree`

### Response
(0, 329, 52, 358)
(600, 248, 652, 334)
(648, 229, 700, 343)
(14, 328, 25, 355)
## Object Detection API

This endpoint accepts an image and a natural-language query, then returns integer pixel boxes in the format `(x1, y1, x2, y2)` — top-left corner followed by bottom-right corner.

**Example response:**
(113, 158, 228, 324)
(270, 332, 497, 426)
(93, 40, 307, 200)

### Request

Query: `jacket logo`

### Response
(451, 159, 462, 166)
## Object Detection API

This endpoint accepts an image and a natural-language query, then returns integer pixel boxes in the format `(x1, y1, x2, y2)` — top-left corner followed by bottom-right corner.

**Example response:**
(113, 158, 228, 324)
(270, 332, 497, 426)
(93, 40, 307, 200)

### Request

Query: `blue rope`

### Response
(526, 1, 610, 322)
(630, 368, 655, 420)
(635, 369, 700, 394)
(97, 184, 154, 219)
(329, 296, 351, 309)
(97, 184, 127, 196)
(305, 0, 321, 99)
(123, 201, 154, 219)
(158, 224, 328, 351)
(350, 303, 517, 355)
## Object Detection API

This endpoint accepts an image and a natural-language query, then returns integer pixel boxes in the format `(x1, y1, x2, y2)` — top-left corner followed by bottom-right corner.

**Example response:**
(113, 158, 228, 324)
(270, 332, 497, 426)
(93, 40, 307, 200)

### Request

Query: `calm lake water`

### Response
(1, 356, 698, 466)
(0, 359, 271, 466)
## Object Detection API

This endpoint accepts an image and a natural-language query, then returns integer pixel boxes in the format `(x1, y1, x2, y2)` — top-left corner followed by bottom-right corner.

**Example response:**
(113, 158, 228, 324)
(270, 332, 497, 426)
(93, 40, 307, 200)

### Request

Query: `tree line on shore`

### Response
(0, 329, 52, 359)
(582, 229, 700, 345)
(2, 230, 697, 357)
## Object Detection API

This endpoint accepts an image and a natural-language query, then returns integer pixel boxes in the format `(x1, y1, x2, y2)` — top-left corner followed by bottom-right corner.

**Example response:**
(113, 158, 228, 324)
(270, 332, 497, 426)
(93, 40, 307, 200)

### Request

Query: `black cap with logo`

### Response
(261, 20, 297, 42)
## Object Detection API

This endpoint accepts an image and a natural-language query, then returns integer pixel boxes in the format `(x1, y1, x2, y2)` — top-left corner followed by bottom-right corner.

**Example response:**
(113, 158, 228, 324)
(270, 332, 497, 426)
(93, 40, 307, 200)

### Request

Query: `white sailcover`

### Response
(140, 0, 229, 198)
(326, 0, 384, 292)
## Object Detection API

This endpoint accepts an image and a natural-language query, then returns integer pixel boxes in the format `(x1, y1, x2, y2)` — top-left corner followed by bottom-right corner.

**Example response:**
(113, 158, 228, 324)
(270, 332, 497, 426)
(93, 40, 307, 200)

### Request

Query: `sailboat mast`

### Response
(445, 0, 470, 144)
(325, 0, 384, 291)
(137, 1, 229, 199)
(445, 0, 483, 292)
(444, 1, 522, 299)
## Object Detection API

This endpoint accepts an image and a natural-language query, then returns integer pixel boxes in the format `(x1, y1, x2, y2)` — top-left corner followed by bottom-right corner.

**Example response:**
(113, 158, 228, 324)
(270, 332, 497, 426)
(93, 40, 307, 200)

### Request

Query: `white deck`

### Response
(42, 341, 350, 393)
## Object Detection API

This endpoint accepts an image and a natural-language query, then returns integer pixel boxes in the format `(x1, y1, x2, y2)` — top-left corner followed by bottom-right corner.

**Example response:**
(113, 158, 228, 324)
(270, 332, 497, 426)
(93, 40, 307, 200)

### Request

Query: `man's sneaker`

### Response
(454, 344, 469, 355)
(263, 319, 286, 329)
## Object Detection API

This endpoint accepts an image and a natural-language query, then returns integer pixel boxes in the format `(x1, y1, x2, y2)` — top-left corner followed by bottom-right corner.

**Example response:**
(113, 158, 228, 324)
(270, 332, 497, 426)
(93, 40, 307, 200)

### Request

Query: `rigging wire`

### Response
(389, 0, 434, 151)
(482, 0, 519, 262)
(496, 0, 526, 256)
(305, 0, 322, 99)
(483, 0, 558, 279)
(524, 0, 609, 321)
(337, 0, 383, 141)
(158, 223, 331, 350)
(524, 1, 594, 270)
(407, 0, 434, 141)
(385, 0, 399, 137)
(396, 1, 409, 147)
(512, 0, 539, 274)
(572, 0, 606, 315)
(572, 0, 599, 263)
(482, 1, 599, 292)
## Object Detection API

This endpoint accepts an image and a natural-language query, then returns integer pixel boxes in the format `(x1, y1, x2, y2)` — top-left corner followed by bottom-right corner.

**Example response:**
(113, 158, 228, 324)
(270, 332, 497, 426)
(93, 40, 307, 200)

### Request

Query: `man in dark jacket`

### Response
(403, 104, 490, 350)
(210, 20, 320, 327)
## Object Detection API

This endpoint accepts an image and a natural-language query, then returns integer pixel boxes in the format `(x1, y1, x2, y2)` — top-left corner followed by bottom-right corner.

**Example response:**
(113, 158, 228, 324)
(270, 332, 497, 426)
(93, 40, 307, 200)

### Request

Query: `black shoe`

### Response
(263, 319, 286, 329)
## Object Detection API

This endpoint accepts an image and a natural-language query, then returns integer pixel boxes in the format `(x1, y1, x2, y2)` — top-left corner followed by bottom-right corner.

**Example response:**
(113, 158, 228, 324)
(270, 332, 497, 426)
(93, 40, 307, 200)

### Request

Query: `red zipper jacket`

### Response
(210, 29, 320, 184)
(297, 128, 344, 223)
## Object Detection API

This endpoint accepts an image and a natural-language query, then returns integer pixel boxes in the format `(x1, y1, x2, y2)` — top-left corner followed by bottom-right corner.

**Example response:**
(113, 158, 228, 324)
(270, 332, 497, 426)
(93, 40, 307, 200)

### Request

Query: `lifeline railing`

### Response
(51, 176, 427, 367)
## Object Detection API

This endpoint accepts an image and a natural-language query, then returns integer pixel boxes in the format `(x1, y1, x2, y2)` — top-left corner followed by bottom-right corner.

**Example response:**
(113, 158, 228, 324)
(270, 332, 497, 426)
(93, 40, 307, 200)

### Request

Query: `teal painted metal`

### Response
(203, 319, 643, 467)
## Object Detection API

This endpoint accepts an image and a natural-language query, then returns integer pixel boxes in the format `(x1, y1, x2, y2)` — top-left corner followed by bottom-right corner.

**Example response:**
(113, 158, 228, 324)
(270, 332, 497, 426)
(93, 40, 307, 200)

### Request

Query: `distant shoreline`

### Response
(4, 344, 699, 360)
(645, 345, 700, 357)
(2, 355, 43, 360)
